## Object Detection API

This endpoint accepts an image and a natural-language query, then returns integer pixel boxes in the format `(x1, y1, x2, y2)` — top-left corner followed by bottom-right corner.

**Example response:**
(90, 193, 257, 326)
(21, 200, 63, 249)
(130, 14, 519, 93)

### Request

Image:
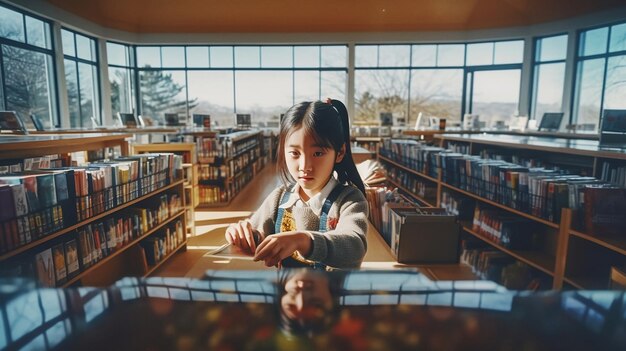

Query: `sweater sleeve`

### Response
(248, 186, 285, 237)
(305, 187, 369, 269)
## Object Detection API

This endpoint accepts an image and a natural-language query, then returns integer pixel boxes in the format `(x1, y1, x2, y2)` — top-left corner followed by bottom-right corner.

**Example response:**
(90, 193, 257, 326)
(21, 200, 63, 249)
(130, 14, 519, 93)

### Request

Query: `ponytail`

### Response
(328, 99, 366, 196)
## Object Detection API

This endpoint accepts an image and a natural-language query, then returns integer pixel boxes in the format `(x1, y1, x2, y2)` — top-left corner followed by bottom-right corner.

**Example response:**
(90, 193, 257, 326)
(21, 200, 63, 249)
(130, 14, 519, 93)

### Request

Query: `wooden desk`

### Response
(185, 222, 476, 281)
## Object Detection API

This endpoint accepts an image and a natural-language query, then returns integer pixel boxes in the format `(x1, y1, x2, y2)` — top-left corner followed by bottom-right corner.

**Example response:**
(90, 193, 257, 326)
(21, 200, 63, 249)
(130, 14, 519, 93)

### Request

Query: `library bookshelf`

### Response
(378, 133, 626, 290)
(132, 142, 197, 237)
(0, 134, 187, 287)
(182, 129, 265, 207)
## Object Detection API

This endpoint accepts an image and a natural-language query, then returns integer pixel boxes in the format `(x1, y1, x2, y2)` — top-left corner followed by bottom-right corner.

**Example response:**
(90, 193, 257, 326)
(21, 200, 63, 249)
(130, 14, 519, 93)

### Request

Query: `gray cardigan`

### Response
(248, 185, 368, 268)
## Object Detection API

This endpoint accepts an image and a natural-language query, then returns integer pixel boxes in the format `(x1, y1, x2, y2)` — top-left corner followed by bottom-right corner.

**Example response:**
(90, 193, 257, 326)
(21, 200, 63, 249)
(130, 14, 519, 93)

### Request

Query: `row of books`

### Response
(141, 220, 185, 266)
(381, 138, 626, 236)
(23, 192, 183, 287)
(0, 154, 183, 254)
(198, 185, 230, 205)
(197, 148, 259, 182)
(460, 239, 546, 290)
(195, 131, 260, 163)
(364, 186, 415, 237)
(471, 205, 537, 250)
(440, 191, 475, 221)
(599, 161, 626, 188)
(382, 163, 437, 203)
(0, 154, 65, 174)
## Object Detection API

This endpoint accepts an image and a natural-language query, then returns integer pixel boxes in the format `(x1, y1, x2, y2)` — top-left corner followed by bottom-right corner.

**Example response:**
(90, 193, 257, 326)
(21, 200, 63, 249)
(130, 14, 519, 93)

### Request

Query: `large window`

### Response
(0, 3, 57, 128)
(354, 41, 523, 127)
(573, 22, 626, 131)
(135, 45, 346, 127)
(531, 34, 568, 123)
(107, 42, 136, 119)
(62, 28, 100, 128)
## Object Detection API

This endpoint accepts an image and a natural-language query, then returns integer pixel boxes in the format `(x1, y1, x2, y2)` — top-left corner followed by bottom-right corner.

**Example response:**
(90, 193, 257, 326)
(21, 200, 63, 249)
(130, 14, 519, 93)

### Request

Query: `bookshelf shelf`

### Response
(0, 133, 131, 159)
(440, 182, 560, 229)
(386, 177, 436, 207)
(63, 210, 186, 287)
(0, 179, 184, 262)
(462, 224, 555, 277)
(378, 154, 439, 183)
(569, 229, 626, 256)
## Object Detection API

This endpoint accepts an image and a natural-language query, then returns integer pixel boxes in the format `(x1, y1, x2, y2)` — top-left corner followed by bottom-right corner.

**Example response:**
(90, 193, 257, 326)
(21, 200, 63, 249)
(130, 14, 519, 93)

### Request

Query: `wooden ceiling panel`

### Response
(44, 0, 625, 33)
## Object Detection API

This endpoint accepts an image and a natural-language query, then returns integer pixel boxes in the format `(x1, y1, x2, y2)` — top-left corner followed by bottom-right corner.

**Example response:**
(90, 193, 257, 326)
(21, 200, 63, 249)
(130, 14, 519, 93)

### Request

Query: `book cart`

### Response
(378, 133, 626, 290)
(181, 129, 264, 207)
(0, 133, 187, 287)
(132, 142, 197, 237)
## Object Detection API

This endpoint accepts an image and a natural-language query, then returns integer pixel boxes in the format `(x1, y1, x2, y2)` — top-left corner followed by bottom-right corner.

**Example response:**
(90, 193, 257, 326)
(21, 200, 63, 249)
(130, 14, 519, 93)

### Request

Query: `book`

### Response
(64, 239, 80, 278)
(35, 248, 55, 287)
(52, 243, 67, 285)
(203, 243, 255, 260)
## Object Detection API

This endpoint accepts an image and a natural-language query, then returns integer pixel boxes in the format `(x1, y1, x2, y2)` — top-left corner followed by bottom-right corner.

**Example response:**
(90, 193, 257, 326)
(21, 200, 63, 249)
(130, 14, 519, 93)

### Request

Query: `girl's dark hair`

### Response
(276, 100, 366, 195)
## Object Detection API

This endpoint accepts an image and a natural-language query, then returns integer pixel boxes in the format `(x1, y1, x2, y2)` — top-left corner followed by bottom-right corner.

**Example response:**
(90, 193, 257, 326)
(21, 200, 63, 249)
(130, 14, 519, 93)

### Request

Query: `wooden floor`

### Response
(153, 163, 476, 281)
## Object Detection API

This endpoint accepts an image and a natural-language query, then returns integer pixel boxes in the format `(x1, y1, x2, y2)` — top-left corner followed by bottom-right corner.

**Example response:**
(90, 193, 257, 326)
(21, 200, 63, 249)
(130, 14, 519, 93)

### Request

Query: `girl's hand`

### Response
(225, 220, 262, 254)
(253, 232, 312, 267)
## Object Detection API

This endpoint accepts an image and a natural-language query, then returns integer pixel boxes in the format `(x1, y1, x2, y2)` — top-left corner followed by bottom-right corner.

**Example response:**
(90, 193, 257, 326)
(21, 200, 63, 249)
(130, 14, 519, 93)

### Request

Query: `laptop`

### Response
(599, 109, 626, 148)
(30, 114, 45, 131)
(537, 112, 564, 131)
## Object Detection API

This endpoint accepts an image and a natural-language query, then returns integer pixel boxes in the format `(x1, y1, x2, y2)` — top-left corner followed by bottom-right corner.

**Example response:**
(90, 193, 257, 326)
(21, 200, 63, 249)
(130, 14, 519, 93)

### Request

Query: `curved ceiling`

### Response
(44, 0, 625, 33)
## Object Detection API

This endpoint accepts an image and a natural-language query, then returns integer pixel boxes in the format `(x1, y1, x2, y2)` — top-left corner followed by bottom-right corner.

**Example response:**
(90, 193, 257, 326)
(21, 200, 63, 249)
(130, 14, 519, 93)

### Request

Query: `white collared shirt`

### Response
(279, 177, 339, 216)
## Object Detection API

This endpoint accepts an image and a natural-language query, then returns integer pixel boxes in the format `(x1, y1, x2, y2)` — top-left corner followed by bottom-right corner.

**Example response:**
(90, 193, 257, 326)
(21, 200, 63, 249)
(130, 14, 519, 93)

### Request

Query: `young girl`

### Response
(225, 99, 368, 268)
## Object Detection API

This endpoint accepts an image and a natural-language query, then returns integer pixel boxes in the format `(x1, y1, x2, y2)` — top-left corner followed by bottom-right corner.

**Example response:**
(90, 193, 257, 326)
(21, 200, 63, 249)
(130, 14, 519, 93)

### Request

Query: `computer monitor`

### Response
(30, 114, 45, 131)
(599, 109, 626, 147)
(0, 111, 28, 134)
(118, 112, 139, 128)
(193, 114, 211, 128)
(236, 113, 251, 129)
(537, 112, 564, 131)
(380, 112, 393, 126)
(165, 113, 181, 126)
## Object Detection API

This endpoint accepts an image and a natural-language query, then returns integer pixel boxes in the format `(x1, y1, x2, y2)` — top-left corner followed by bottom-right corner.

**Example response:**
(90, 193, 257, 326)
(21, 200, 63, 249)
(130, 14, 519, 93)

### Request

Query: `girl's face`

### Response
(284, 126, 344, 201)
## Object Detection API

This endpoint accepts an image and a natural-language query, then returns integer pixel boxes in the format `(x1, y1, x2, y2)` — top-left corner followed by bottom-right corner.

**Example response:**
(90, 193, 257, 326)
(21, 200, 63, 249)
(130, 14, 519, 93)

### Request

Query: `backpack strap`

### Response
(318, 184, 345, 233)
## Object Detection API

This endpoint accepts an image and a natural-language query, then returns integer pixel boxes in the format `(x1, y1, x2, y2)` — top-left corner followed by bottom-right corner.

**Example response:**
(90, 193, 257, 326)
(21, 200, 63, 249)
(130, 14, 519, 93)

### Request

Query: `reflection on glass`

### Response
(78, 62, 99, 126)
(580, 27, 609, 57)
(294, 70, 320, 102)
(355, 45, 378, 67)
(0, 6, 24, 42)
(235, 46, 260, 67)
(610, 23, 626, 53)
(76, 34, 95, 62)
(604, 55, 626, 109)
(61, 29, 75, 57)
(187, 70, 234, 126)
(321, 45, 346, 67)
(437, 44, 465, 66)
(161, 46, 185, 67)
(573, 58, 605, 130)
(65, 60, 80, 127)
(2, 45, 56, 127)
(410, 69, 463, 124)
(532, 62, 565, 119)
(494, 40, 524, 64)
(379, 45, 410, 67)
(106, 42, 129, 67)
(320, 70, 346, 102)
(139, 70, 187, 123)
(235, 70, 292, 123)
(109, 67, 136, 116)
(537, 34, 568, 62)
(210, 46, 233, 68)
(412, 45, 437, 66)
(466, 42, 493, 66)
(137, 46, 161, 68)
(186, 46, 209, 68)
(470, 69, 521, 127)
(261, 46, 292, 67)
(354, 69, 409, 122)
(7, 290, 43, 341)
(25, 16, 48, 49)
(294, 46, 319, 67)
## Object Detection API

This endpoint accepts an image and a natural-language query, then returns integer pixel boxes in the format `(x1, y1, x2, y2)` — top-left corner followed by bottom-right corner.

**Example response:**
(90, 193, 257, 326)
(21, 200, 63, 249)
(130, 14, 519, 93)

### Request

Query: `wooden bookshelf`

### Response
(0, 135, 186, 288)
(132, 143, 197, 237)
(378, 133, 626, 289)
